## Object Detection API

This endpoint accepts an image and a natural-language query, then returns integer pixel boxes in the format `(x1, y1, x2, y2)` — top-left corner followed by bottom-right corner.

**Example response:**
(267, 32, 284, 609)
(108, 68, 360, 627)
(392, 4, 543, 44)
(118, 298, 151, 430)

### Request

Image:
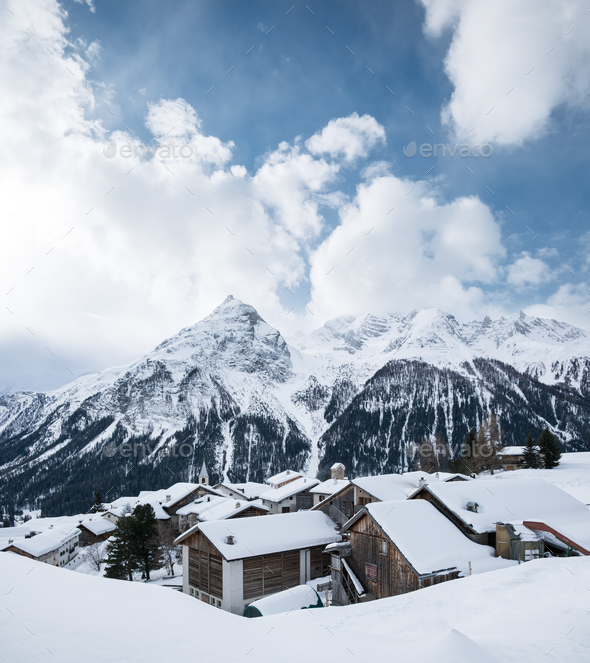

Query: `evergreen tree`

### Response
(450, 428, 477, 474)
(104, 517, 138, 581)
(90, 490, 103, 513)
(521, 433, 541, 469)
(131, 504, 162, 581)
(537, 428, 562, 469)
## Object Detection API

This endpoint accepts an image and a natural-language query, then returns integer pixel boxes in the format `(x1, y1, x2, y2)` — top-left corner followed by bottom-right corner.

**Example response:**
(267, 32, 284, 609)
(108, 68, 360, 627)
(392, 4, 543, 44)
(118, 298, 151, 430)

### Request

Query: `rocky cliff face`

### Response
(2, 297, 590, 515)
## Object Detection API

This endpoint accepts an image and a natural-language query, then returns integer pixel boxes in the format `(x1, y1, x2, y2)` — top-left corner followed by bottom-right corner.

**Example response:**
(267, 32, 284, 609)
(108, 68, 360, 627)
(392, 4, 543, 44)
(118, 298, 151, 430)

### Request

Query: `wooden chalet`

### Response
(77, 518, 116, 546)
(311, 470, 469, 527)
(497, 446, 526, 471)
(331, 500, 504, 606)
(175, 511, 340, 614)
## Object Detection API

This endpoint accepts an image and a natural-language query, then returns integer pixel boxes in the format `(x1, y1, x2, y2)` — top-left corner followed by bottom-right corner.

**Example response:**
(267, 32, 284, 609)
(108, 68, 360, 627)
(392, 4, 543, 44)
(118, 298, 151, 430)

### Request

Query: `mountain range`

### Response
(2, 295, 590, 515)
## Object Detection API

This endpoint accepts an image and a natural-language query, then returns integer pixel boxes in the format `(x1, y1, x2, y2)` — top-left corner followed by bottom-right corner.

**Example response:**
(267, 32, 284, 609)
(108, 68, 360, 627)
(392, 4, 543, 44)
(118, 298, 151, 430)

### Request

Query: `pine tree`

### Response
(104, 517, 138, 581)
(537, 428, 562, 469)
(90, 490, 103, 513)
(449, 428, 476, 475)
(131, 504, 162, 581)
(521, 433, 541, 469)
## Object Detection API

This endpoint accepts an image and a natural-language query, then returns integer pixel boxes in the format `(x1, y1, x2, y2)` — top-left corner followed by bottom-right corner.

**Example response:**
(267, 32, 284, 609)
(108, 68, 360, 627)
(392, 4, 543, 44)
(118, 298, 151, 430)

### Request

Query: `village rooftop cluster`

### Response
(2, 449, 590, 618)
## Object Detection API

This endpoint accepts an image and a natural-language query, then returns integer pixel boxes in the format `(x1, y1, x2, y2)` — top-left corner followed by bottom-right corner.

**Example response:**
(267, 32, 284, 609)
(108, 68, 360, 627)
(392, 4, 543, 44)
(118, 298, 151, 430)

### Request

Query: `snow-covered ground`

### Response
(2, 552, 589, 661)
(483, 452, 590, 505)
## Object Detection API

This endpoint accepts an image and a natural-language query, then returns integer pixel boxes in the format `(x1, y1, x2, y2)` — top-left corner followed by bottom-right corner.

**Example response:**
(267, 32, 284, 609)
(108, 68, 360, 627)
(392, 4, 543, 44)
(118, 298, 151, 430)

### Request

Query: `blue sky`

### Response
(2, 0, 590, 392)
(64, 0, 590, 311)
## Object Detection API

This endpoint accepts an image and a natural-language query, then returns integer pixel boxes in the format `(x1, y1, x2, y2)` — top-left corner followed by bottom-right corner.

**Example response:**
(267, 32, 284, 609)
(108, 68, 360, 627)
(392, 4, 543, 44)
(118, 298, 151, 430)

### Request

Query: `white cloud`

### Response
(506, 253, 554, 290)
(307, 174, 505, 321)
(0, 0, 347, 390)
(305, 113, 386, 163)
(73, 0, 95, 12)
(419, 0, 590, 145)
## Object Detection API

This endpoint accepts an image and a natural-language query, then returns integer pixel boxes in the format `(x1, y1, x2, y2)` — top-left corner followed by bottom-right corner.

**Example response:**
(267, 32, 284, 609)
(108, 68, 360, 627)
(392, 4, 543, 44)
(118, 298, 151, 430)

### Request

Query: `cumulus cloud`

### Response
(307, 174, 505, 321)
(305, 113, 386, 163)
(506, 253, 555, 290)
(419, 0, 590, 145)
(0, 0, 346, 390)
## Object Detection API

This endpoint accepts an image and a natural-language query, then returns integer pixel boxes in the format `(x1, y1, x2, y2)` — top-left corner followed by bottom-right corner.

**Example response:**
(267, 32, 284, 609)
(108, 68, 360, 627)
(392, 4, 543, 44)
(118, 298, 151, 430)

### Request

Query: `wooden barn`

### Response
(175, 511, 340, 614)
(332, 500, 506, 606)
(77, 518, 116, 546)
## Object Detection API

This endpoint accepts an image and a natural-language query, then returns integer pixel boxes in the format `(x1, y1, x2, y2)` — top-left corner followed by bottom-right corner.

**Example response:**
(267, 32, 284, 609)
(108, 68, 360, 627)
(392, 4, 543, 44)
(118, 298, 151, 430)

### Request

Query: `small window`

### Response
(381, 540, 388, 555)
(190, 588, 194, 596)
(365, 562, 377, 582)
(319, 495, 324, 501)
(290, 496, 294, 500)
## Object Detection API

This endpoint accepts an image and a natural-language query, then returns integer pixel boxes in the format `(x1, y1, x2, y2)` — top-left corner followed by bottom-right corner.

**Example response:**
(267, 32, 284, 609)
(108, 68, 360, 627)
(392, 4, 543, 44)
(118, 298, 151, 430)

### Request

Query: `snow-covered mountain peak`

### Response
(143, 295, 292, 383)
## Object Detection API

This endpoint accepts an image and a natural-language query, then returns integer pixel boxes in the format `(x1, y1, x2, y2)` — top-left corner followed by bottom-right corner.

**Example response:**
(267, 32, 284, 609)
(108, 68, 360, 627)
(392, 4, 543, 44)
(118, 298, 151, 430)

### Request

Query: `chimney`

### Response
(418, 477, 426, 489)
(8, 538, 13, 544)
(235, 502, 241, 508)
(225, 535, 235, 545)
(166, 495, 171, 503)
(286, 470, 291, 475)
(49, 524, 54, 529)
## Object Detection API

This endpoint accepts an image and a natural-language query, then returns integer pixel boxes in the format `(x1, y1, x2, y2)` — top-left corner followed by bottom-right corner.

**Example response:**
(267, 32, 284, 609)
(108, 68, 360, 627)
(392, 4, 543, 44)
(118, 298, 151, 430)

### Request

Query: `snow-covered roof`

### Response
(422, 478, 590, 546)
(78, 519, 117, 536)
(176, 496, 268, 520)
(138, 482, 201, 507)
(8, 526, 80, 558)
(331, 463, 345, 470)
(0, 525, 31, 540)
(309, 478, 350, 496)
(352, 471, 434, 502)
(498, 447, 526, 456)
(176, 511, 341, 560)
(259, 476, 320, 503)
(352, 501, 510, 577)
(214, 482, 268, 499)
(245, 585, 321, 616)
(102, 483, 204, 519)
(507, 522, 542, 542)
(265, 469, 302, 486)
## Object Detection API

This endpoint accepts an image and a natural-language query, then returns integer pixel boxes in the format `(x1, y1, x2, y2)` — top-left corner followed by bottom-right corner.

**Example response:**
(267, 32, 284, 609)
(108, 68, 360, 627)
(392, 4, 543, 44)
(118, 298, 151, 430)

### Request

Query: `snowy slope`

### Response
(489, 452, 590, 505)
(2, 548, 590, 662)
(2, 297, 590, 514)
